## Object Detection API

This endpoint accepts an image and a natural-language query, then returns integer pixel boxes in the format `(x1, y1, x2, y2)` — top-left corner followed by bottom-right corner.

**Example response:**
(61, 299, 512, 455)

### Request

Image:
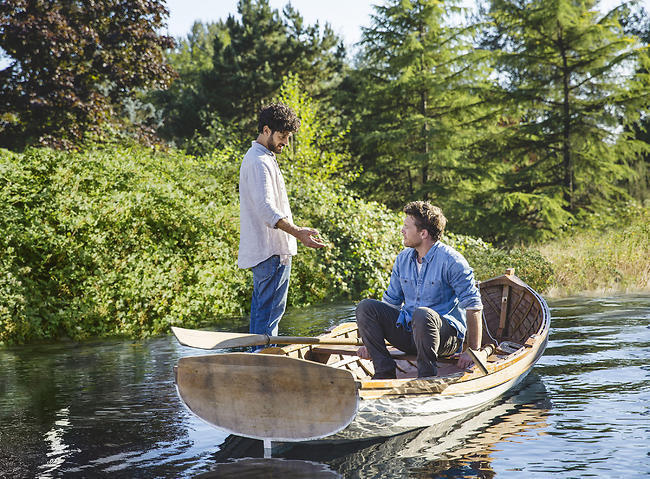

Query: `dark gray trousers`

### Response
(356, 298, 461, 377)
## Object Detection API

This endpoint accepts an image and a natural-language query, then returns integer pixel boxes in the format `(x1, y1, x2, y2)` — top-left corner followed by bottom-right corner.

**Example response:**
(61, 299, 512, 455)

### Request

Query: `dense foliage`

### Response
(0, 0, 647, 344)
(0, 139, 553, 344)
(0, 143, 406, 344)
(0, 0, 175, 149)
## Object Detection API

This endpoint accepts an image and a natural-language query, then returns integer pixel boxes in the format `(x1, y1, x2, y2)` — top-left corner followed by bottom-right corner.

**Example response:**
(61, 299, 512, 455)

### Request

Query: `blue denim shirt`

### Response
(382, 241, 483, 342)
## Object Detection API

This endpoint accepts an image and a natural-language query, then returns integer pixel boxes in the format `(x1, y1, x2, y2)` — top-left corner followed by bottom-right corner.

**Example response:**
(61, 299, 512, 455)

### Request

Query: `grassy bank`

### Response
(538, 207, 650, 297)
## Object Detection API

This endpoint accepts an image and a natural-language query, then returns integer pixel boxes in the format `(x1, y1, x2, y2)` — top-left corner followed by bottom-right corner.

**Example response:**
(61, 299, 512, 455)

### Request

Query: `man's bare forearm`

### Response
(275, 217, 299, 236)
(275, 217, 326, 249)
(465, 309, 483, 351)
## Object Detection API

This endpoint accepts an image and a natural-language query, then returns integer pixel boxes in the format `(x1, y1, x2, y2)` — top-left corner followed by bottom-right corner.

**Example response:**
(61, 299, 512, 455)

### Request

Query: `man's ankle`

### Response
(372, 370, 396, 380)
(417, 367, 438, 378)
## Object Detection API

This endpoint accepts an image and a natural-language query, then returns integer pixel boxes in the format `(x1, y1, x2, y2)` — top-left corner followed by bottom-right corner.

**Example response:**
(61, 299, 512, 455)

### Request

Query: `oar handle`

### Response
(468, 343, 496, 375)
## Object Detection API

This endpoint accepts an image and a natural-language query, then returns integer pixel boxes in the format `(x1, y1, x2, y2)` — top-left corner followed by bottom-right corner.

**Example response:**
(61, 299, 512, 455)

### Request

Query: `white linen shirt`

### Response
(238, 141, 297, 269)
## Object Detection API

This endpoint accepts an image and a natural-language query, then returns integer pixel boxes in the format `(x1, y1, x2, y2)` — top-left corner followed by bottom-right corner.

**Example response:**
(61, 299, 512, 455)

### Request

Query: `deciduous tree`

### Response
(0, 0, 175, 149)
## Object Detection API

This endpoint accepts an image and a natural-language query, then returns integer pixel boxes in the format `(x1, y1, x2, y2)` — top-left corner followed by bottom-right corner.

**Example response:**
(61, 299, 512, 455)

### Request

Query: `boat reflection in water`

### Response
(193, 458, 342, 479)
(199, 375, 550, 478)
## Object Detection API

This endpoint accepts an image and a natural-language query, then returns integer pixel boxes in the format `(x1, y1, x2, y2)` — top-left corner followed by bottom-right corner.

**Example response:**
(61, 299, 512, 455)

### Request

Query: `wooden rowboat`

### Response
(172, 269, 550, 445)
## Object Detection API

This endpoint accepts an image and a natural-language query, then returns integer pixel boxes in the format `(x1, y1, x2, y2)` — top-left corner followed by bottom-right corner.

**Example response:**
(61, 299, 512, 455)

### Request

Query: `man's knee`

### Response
(355, 299, 381, 328)
(356, 298, 380, 327)
(412, 307, 442, 330)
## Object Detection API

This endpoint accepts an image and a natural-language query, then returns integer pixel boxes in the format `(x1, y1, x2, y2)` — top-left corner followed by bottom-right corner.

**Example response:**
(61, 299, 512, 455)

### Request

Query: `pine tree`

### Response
(350, 0, 495, 209)
(475, 0, 650, 240)
(622, 4, 650, 203)
(152, 21, 228, 143)
(154, 0, 346, 149)
(205, 0, 345, 133)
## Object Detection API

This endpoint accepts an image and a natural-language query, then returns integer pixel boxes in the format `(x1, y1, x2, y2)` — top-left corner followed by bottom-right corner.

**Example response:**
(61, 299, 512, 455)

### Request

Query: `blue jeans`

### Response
(249, 255, 291, 351)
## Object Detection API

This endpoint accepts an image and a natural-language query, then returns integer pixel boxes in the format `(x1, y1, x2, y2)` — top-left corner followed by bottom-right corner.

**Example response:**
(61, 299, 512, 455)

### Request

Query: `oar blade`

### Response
(172, 326, 268, 349)
(175, 353, 358, 441)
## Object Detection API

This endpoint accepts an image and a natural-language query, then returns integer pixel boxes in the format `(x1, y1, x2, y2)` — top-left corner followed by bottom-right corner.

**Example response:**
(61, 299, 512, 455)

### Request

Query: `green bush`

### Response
(0, 144, 402, 344)
(444, 232, 554, 293)
(0, 145, 252, 343)
(0, 143, 556, 344)
(288, 177, 402, 304)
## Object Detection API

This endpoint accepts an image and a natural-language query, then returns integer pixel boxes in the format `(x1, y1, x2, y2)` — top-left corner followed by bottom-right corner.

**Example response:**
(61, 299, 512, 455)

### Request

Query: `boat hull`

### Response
(267, 270, 551, 442)
(327, 334, 547, 441)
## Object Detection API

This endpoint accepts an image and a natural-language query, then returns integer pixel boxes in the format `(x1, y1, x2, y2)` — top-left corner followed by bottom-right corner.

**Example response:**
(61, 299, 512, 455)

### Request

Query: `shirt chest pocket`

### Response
(399, 276, 417, 301)
(421, 280, 444, 306)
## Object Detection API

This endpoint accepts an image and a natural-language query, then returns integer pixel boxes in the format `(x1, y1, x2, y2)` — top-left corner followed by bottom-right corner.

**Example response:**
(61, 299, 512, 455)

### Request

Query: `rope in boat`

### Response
(482, 311, 523, 355)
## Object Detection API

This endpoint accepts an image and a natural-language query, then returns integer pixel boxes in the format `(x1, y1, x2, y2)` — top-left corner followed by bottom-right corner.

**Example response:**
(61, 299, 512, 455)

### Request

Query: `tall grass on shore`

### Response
(539, 207, 650, 297)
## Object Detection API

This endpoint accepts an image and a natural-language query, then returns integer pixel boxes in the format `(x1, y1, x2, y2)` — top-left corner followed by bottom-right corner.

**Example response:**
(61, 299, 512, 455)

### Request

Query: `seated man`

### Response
(356, 201, 483, 379)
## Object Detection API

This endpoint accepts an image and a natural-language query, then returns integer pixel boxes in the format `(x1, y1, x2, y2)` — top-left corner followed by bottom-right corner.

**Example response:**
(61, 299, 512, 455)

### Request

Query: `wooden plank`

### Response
(310, 344, 416, 361)
(497, 284, 510, 337)
(175, 353, 358, 441)
(509, 299, 536, 340)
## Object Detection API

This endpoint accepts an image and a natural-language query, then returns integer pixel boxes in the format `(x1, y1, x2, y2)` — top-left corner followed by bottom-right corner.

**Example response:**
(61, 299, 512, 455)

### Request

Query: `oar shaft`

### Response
(268, 336, 362, 346)
(171, 326, 363, 350)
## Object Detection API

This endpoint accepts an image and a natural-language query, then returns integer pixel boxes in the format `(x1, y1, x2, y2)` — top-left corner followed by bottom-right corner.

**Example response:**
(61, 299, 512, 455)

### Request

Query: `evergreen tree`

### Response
(152, 21, 228, 144)
(155, 0, 346, 150)
(208, 0, 345, 127)
(474, 0, 650, 240)
(350, 0, 495, 209)
(622, 4, 650, 203)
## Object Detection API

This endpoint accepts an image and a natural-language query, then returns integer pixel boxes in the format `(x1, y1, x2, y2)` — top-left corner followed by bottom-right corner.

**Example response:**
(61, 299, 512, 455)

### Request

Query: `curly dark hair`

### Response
(403, 201, 447, 242)
(257, 103, 301, 134)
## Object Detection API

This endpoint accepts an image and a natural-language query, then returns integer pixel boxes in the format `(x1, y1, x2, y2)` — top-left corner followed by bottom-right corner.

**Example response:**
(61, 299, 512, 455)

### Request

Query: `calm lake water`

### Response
(1, 295, 649, 478)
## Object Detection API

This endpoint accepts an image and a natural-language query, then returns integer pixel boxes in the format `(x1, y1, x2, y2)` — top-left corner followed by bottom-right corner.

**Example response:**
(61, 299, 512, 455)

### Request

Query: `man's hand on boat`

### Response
(357, 346, 371, 360)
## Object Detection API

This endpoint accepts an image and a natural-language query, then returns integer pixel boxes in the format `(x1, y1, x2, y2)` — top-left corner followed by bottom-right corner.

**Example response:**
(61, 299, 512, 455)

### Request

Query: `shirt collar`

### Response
(410, 241, 441, 264)
(252, 140, 275, 157)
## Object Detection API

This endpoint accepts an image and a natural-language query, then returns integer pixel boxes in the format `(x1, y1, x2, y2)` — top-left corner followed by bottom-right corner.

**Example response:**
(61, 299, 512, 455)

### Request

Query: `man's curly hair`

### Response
(257, 103, 301, 134)
(403, 201, 447, 242)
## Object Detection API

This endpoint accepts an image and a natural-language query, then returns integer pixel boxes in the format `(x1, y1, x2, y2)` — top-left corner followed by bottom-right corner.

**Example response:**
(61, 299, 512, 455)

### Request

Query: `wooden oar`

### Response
(467, 344, 496, 375)
(171, 326, 363, 350)
(174, 353, 358, 441)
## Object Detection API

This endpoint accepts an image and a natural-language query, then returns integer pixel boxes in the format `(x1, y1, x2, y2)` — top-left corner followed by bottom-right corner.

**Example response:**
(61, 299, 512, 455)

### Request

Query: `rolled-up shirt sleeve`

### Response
(447, 256, 483, 311)
(246, 159, 286, 229)
(382, 261, 404, 307)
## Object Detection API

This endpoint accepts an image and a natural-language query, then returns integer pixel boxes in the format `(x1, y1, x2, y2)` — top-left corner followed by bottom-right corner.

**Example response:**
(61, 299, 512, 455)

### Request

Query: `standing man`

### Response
(356, 201, 484, 378)
(239, 103, 325, 349)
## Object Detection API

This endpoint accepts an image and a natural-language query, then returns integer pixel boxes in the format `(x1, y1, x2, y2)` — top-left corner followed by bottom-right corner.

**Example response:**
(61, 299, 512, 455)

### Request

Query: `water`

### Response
(1, 295, 649, 478)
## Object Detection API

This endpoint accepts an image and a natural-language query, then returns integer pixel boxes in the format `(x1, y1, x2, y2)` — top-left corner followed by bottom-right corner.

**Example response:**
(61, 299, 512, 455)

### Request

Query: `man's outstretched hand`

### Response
(276, 218, 327, 249)
(295, 227, 327, 249)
